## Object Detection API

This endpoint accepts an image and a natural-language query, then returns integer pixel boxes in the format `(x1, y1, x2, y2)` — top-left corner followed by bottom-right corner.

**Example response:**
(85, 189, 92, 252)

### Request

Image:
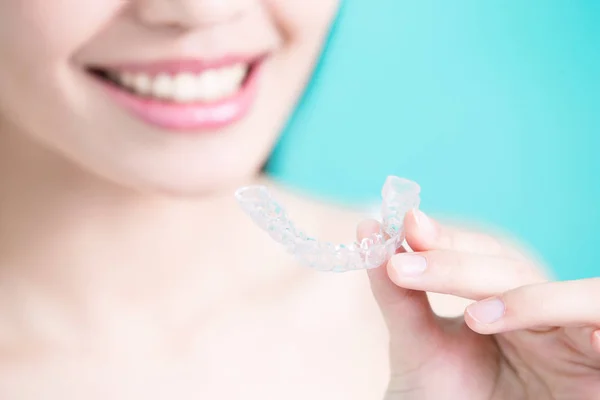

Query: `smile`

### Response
(87, 56, 265, 131)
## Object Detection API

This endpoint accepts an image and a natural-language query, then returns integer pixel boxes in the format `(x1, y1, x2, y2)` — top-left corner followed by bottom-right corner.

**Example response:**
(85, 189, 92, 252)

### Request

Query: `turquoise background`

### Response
(267, 1, 599, 280)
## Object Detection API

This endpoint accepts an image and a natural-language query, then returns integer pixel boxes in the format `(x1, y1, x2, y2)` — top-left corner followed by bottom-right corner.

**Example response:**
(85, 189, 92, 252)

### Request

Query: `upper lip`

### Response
(87, 54, 266, 75)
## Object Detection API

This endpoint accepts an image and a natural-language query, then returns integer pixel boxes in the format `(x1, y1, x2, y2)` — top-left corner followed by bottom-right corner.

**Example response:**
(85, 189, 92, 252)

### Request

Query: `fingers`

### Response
(465, 279, 600, 334)
(356, 219, 383, 241)
(358, 219, 433, 325)
(404, 209, 522, 259)
(357, 220, 441, 362)
(387, 250, 546, 300)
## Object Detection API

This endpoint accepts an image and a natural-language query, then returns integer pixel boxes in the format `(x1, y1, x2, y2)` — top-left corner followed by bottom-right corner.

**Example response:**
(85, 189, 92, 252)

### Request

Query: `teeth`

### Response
(152, 73, 172, 99)
(196, 70, 221, 101)
(112, 63, 249, 103)
(132, 73, 152, 96)
(173, 73, 198, 102)
(120, 72, 135, 87)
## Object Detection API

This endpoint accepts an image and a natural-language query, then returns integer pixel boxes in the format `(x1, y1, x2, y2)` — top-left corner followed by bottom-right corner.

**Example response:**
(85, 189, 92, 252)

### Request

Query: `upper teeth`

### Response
(114, 64, 248, 103)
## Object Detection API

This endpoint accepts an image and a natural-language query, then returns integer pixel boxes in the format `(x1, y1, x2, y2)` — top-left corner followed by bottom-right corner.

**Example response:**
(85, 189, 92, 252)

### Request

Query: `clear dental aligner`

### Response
(234, 176, 421, 273)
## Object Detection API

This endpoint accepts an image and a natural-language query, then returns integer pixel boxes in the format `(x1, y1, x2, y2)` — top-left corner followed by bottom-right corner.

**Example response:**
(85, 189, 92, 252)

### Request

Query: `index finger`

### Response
(465, 278, 600, 334)
(404, 209, 525, 259)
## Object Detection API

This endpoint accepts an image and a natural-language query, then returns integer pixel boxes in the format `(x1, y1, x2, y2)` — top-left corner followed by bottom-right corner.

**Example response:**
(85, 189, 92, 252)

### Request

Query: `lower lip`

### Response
(91, 62, 263, 131)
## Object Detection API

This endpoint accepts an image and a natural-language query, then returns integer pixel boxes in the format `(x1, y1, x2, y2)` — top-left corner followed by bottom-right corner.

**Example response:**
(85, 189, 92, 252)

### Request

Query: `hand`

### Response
(359, 210, 600, 400)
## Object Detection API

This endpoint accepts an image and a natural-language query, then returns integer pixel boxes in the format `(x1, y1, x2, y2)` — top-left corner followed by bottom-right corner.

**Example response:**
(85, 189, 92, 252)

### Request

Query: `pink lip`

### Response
(89, 57, 264, 132)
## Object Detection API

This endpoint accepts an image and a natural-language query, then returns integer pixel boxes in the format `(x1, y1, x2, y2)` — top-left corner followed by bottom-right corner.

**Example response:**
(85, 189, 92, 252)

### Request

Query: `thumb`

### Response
(357, 220, 443, 369)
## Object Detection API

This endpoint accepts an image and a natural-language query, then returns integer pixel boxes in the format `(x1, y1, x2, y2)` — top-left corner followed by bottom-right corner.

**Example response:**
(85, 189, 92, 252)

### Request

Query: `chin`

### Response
(96, 165, 261, 198)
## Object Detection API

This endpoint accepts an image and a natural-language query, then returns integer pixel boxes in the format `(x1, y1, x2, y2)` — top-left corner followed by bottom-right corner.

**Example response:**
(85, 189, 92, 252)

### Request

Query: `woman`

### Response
(0, 1, 597, 398)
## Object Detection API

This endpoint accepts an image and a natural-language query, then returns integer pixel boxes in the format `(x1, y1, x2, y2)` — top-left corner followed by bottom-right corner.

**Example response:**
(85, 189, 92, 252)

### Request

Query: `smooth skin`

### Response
(359, 210, 600, 399)
(0, 1, 394, 398)
(0, 0, 598, 398)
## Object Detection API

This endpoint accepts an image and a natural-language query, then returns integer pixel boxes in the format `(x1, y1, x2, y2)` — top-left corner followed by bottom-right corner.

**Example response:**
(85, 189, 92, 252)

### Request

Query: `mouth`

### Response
(85, 57, 264, 131)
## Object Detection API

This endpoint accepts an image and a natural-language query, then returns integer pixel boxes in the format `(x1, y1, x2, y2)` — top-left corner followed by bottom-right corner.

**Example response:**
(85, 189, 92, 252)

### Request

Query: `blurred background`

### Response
(267, 0, 599, 280)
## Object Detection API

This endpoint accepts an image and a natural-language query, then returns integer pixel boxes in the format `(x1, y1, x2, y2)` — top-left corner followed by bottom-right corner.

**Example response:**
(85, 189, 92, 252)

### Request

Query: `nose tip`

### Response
(134, 0, 251, 30)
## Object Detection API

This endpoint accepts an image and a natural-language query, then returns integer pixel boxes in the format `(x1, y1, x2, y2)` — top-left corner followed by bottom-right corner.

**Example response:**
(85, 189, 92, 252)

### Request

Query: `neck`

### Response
(0, 125, 286, 333)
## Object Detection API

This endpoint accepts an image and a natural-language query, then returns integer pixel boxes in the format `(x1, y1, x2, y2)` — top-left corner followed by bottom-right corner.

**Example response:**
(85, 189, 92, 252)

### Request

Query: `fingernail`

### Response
(391, 254, 427, 276)
(467, 298, 506, 324)
(413, 209, 437, 239)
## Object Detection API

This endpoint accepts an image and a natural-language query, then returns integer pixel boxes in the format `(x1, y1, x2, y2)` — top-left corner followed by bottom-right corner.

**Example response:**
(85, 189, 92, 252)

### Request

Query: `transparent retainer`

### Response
(234, 176, 421, 273)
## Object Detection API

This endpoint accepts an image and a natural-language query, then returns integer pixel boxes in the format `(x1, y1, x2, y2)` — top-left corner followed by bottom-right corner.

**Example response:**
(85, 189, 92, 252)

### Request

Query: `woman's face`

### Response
(0, 0, 339, 194)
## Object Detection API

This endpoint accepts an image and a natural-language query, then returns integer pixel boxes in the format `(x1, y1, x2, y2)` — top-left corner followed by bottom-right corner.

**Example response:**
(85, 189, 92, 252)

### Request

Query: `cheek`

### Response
(0, 0, 124, 133)
(0, 1, 126, 172)
(0, 0, 124, 62)
(267, 0, 340, 37)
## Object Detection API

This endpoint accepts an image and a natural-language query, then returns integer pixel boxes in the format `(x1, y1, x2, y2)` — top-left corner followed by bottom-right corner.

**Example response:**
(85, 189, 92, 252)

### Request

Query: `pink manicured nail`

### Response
(467, 298, 506, 324)
(391, 254, 427, 276)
